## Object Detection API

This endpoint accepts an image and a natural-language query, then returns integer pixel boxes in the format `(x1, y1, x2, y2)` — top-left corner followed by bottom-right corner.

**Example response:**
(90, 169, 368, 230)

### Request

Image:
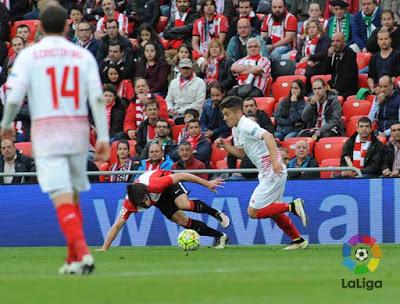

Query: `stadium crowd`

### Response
(1, 0, 400, 183)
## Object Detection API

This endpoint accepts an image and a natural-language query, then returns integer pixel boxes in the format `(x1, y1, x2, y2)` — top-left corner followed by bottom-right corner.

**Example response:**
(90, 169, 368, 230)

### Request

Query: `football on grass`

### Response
(177, 229, 200, 251)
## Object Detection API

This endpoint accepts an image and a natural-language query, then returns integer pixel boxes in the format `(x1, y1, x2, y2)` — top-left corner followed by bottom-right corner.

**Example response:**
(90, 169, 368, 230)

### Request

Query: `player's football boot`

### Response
(213, 233, 229, 249)
(283, 238, 309, 250)
(58, 254, 95, 275)
(58, 263, 70, 275)
(215, 211, 230, 228)
(80, 254, 95, 275)
(291, 198, 308, 227)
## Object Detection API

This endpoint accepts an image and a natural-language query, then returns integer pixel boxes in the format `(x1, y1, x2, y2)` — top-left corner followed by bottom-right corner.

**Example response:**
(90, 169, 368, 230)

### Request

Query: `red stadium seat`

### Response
(254, 97, 275, 117)
(215, 159, 228, 169)
(314, 137, 348, 163)
(172, 124, 185, 142)
(358, 74, 368, 88)
(10, 20, 40, 43)
(356, 52, 372, 70)
(109, 140, 136, 165)
(281, 137, 316, 159)
(210, 138, 231, 169)
(96, 162, 110, 182)
(264, 77, 272, 96)
(15, 142, 32, 157)
(346, 95, 356, 101)
(272, 75, 306, 101)
(319, 158, 341, 178)
(310, 74, 331, 84)
(366, 94, 376, 103)
(156, 16, 168, 33)
(342, 100, 372, 122)
(345, 115, 364, 137)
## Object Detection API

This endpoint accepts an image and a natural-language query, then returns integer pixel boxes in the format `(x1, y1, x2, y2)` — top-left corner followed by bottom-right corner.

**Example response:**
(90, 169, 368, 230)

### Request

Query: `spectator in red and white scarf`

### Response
(192, 0, 229, 57)
(136, 142, 174, 178)
(108, 140, 138, 182)
(123, 78, 169, 140)
(184, 118, 212, 164)
(341, 116, 385, 177)
(95, 0, 128, 39)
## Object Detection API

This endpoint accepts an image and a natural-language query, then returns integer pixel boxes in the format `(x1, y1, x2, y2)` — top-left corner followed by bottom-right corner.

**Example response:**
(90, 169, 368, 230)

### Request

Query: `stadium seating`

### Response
(319, 158, 341, 178)
(15, 142, 32, 157)
(342, 100, 372, 122)
(358, 74, 369, 88)
(210, 139, 231, 169)
(281, 137, 316, 159)
(215, 159, 228, 169)
(345, 115, 364, 137)
(10, 20, 40, 42)
(254, 97, 275, 117)
(310, 74, 331, 84)
(272, 75, 306, 101)
(314, 137, 348, 164)
(356, 52, 372, 70)
(172, 125, 185, 142)
(156, 16, 168, 33)
(109, 140, 136, 165)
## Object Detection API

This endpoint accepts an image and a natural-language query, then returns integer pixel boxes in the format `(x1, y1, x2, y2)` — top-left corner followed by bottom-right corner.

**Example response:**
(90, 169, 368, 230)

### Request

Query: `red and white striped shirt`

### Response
(96, 11, 128, 34)
(233, 54, 271, 93)
(261, 12, 298, 45)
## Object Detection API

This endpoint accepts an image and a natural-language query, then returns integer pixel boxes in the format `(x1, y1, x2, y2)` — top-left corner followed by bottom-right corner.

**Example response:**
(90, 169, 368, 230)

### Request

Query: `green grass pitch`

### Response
(0, 245, 398, 304)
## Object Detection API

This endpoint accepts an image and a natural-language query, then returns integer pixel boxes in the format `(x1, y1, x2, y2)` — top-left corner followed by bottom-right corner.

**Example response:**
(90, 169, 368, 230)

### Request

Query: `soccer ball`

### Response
(177, 229, 200, 251)
(355, 248, 369, 261)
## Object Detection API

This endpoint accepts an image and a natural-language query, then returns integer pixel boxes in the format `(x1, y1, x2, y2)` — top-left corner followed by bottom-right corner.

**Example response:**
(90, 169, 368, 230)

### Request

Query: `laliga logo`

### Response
(342, 234, 382, 274)
(341, 235, 383, 291)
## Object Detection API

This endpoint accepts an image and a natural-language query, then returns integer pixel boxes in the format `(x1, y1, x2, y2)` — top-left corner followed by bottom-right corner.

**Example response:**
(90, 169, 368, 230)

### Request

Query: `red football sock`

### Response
(272, 213, 300, 240)
(56, 203, 89, 261)
(256, 203, 289, 219)
(67, 242, 77, 263)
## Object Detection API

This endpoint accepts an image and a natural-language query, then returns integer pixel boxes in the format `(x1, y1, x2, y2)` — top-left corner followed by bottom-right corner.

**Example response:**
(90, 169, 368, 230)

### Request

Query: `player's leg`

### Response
(173, 183, 230, 228)
(247, 176, 308, 249)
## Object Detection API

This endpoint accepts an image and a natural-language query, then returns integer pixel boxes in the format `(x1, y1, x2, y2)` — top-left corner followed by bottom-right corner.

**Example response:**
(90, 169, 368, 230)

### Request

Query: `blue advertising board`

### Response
(0, 178, 399, 246)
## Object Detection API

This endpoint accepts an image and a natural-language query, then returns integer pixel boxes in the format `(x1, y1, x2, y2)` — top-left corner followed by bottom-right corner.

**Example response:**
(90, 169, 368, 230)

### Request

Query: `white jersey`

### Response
(232, 116, 285, 178)
(6, 36, 104, 157)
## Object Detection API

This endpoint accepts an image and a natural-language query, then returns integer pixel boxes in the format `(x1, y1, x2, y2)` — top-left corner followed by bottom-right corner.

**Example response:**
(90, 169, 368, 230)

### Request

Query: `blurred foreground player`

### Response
(98, 170, 230, 251)
(216, 96, 309, 250)
(0, 6, 110, 274)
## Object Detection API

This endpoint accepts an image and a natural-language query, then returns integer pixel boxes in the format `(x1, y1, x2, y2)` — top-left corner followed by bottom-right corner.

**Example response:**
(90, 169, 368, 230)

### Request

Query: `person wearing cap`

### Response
(327, 0, 354, 44)
(166, 58, 206, 124)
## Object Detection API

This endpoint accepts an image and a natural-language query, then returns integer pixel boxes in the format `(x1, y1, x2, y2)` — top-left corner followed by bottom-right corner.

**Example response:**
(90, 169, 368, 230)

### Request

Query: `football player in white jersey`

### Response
(216, 96, 309, 250)
(0, 5, 110, 274)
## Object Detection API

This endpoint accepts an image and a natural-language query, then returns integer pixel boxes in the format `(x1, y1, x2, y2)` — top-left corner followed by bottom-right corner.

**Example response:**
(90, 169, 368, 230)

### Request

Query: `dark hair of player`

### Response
(219, 96, 243, 111)
(40, 5, 68, 34)
(127, 183, 150, 209)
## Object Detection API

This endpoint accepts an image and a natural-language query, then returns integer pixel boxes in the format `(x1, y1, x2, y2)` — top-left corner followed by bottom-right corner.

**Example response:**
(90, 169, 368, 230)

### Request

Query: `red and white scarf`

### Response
(144, 159, 163, 171)
(105, 100, 115, 128)
(352, 134, 371, 169)
(187, 134, 201, 149)
(304, 35, 319, 56)
(266, 14, 287, 44)
(179, 73, 194, 89)
(174, 9, 189, 27)
(109, 159, 134, 182)
(205, 56, 223, 84)
(316, 101, 327, 128)
(135, 93, 152, 128)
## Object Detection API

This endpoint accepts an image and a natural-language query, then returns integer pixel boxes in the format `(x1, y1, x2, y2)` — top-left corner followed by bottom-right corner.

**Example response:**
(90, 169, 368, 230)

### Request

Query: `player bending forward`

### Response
(216, 96, 309, 250)
(98, 170, 230, 250)
(0, 6, 110, 274)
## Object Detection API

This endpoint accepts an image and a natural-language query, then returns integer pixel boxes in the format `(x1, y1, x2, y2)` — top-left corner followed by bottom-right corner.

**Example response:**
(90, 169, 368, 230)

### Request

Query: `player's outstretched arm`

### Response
(96, 217, 126, 251)
(170, 173, 224, 193)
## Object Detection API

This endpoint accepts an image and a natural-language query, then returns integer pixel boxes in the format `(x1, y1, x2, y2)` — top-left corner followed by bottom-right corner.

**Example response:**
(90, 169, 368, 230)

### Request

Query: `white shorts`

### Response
(249, 172, 287, 209)
(35, 153, 90, 195)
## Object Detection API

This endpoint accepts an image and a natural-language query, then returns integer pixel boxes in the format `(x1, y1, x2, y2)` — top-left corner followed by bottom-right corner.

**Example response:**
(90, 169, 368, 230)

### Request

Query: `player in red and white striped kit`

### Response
(0, 5, 110, 275)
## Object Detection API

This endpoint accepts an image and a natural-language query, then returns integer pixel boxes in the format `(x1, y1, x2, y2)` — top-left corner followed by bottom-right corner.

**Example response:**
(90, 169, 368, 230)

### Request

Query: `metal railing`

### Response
(0, 167, 362, 177)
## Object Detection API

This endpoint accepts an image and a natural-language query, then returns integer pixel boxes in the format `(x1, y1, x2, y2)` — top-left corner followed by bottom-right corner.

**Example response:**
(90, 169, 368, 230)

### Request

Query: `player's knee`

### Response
(247, 207, 258, 219)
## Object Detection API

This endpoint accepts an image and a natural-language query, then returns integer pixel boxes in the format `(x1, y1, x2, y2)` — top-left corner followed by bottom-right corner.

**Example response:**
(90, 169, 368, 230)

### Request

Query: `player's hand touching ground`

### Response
(95, 141, 111, 162)
(207, 177, 225, 192)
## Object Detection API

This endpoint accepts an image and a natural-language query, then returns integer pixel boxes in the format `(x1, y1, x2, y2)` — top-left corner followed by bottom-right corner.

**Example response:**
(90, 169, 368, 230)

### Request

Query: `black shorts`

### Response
(154, 183, 188, 220)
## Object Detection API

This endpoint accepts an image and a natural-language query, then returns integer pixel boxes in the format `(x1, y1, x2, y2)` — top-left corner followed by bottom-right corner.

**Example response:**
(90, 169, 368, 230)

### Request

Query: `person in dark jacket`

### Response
(163, 0, 199, 51)
(300, 78, 344, 139)
(341, 116, 384, 177)
(287, 140, 320, 179)
(128, 0, 160, 37)
(366, 9, 400, 53)
(200, 82, 230, 141)
(75, 21, 99, 57)
(181, 118, 212, 164)
(228, 0, 262, 38)
(96, 19, 133, 63)
(243, 97, 274, 133)
(172, 141, 208, 180)
(382, 123, 400, 177)
(0, 139, 35, 184)
(135, 99, 160, 155)
(350, 0, 381, 52)
(135, 42, 170, 96)
(103, 84, 127, 142)
(274, 79, 306, 140)
(324, 32, 358, 99)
